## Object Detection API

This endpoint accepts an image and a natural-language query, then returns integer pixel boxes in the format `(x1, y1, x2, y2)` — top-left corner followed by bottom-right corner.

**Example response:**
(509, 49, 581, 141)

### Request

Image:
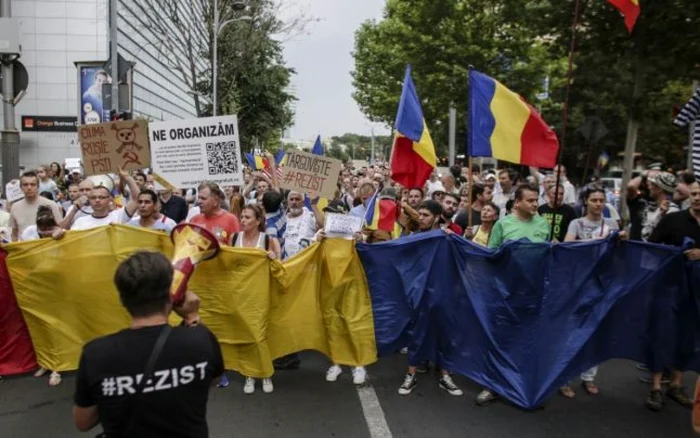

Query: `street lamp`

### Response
(213, 0, 251, 116)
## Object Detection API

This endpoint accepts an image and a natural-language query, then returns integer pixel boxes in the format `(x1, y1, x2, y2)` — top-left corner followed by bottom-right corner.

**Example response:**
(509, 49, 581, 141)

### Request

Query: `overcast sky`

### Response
(281, 0, 391, 141)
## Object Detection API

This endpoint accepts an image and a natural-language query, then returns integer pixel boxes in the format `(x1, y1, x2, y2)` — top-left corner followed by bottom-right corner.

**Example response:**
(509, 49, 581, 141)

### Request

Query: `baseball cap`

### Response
(323, 200, 348, 214)
(484, 174, 496, 181)
(649, 171, 677, 194)
(647, 162, 663, 171)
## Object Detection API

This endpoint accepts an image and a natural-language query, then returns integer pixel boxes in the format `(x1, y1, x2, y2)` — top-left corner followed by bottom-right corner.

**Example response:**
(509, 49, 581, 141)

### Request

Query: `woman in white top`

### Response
(20, 206, 65, 386)
(559, 186, 620, 399)
(222, 204, 280, 395)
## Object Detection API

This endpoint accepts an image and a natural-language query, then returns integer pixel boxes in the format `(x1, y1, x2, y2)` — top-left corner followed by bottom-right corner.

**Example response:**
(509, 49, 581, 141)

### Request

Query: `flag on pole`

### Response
(468, 69, 559, 168)
(390, 65, 437, 189)
(606, 0, 641, 33)
(304, 135, 329, 211)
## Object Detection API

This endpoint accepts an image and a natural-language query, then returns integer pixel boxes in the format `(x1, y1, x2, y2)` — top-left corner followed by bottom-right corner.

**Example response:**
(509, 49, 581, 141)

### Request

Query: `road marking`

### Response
(356, 382, 393, 438)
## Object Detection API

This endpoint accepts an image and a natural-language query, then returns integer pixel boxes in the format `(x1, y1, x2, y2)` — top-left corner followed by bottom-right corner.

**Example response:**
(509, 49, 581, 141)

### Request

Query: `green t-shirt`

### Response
(487, 214, 551, 248)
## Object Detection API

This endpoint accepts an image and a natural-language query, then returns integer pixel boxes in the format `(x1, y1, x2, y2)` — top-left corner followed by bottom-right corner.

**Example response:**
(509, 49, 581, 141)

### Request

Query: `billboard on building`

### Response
(76, 62, 112, 125)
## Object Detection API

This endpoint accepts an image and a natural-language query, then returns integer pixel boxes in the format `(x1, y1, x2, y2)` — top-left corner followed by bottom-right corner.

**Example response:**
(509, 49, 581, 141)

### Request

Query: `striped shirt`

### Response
(674, 88, 700, 177)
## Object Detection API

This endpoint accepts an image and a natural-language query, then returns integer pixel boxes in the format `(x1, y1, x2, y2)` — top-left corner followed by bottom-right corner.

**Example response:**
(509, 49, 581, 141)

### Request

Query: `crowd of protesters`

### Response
(0, 154, 699, 413)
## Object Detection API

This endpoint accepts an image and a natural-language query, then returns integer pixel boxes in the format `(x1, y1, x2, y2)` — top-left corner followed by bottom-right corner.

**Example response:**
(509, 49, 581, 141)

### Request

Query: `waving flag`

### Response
(246, 152, 282, 179)
(390, 66, 437, 189)
(607, 0, 640, 33)
(363, 191, 402, 238)
(468, 70, 559, 168)
(311, 135, 324, 155)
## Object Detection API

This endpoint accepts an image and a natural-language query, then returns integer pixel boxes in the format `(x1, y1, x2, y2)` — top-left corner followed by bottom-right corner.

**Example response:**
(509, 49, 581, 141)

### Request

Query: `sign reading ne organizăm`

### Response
(279, 150, 343, 199)
(149, 116, 243, 189)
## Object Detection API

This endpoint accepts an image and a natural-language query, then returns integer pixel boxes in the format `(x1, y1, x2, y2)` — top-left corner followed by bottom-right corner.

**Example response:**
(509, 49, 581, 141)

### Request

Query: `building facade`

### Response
(0, 0, 207, 170)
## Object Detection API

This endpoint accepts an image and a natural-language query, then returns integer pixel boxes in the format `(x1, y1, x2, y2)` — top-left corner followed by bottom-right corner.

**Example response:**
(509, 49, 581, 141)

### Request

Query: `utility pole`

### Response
(109, 0, 119, 114)
(448, 103, 456, 166)
(1, 0, 20, 187)
(689, 80, 699, 172)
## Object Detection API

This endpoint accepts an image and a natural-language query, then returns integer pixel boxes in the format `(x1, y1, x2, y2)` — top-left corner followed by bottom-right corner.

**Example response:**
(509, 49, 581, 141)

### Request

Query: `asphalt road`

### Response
(0, 352, 695, 437)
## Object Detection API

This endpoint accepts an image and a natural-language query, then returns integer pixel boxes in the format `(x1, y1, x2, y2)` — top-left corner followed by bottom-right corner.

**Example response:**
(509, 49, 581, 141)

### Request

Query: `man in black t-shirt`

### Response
(160, 189, 189, 223)
(73, 252, 223, 437)
(537, 184, 576, 242)
(644, 180, 700, 412)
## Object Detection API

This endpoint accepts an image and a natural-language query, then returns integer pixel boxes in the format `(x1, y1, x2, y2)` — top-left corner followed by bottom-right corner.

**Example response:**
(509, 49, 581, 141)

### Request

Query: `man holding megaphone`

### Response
(72, 249, 223, 438)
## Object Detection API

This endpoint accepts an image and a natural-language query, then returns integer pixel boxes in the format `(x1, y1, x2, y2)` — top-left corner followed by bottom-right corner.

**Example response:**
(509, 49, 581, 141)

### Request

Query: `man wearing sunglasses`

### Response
(72, 168, 140, 231)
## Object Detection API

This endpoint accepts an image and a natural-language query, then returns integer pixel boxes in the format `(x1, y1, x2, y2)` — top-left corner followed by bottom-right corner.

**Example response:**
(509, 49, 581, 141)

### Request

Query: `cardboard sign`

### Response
(5, 180, 24, 202)
(150, 115, 244, 188)
(78, 119, 151, 176)
(324, 213, 362, 239)
(279, 150, 342, 199)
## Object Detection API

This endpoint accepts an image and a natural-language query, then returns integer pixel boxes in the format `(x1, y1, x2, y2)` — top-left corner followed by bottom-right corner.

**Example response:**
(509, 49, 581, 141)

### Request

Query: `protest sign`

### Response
(325, 213, 363, 239)
(5, 180, 24, 202)
(78, 120, 150, 176)
(279, 150, 342, 199)
(149, 116, 243, 188)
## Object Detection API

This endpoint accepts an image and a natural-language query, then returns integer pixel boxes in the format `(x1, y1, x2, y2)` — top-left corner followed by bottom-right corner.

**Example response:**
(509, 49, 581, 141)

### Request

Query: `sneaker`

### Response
(262, 378, 274, 394)
(476, 389, 496, 406)
(666, 385, 692, 408)
(399, 347, 408, 355)
(326, 365, 342, 382)
(352, 367, 367, 385)
(416, 362, 429, 374)
(217, 374, 230, 388)
(34, 367, 48, 378)
(646, 389, 664, 411)
(398, 373, 417, 395)
(438, 374, 463, 396)
(48, 371, 62, 387)
(243, 377, 256, 394)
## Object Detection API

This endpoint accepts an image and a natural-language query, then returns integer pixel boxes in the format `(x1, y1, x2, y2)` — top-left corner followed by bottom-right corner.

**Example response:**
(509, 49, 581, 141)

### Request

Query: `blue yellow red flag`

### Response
(390, 66, 437, 189)
(468, 70, 559, 168)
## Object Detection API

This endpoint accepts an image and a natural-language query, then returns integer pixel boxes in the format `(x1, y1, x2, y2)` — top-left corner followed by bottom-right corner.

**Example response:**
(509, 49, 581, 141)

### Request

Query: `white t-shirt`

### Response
(72, 208, 131, 231)
(185, 206, 200, 222)
(283, 210, 317, 259)
(19, 225, 40, 241)
(126, 215, 177, 233)
(65, 204, 93, 228)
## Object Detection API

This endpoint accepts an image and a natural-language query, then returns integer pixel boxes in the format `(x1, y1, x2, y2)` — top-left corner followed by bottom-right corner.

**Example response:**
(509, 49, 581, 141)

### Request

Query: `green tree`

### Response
(352, 0, 560, 157)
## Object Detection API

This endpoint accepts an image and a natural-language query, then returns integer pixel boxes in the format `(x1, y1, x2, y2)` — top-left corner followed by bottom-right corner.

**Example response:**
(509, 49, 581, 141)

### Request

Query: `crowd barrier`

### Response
(0, 227, 698, 409)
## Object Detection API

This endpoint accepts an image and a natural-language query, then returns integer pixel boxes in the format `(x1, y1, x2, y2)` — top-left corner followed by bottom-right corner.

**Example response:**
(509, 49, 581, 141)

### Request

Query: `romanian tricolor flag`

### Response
(390, 66, 437, 189)
(246, 152, 282, 179)
(468, 70, 559, 168)
(607, 0, 640, 33)
(363, 191, 403, 239)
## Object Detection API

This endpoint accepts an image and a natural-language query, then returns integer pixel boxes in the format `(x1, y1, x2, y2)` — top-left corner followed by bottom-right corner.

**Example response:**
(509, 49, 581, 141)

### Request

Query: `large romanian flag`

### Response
(390, 66, 437, 189)
(607, 0, 640, 33)
(468, 70, 559, 168)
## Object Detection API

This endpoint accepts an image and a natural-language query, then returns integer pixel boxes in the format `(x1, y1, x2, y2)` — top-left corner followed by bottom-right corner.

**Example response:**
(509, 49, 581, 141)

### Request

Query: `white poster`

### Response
(324, 213, 363, 239)
(149, 115, 244, 189)
(5, 180, 24, 203)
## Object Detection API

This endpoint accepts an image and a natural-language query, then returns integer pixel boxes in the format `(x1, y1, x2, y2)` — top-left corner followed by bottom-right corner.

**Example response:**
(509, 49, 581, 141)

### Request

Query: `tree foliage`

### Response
(352, 0, 700, 177)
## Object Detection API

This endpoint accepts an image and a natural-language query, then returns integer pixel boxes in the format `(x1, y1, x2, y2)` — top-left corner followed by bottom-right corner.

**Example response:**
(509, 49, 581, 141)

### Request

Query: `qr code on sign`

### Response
(206, 141, 238, 175)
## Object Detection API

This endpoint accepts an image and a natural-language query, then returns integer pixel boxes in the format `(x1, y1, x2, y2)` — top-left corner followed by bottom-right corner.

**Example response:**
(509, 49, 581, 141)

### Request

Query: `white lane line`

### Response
(356, 382, 393, 438)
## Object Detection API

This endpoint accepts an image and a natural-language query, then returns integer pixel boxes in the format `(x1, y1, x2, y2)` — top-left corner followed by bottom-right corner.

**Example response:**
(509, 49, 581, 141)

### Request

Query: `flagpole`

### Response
(550, 0, 582, 242)
(467, 156, 474, 231)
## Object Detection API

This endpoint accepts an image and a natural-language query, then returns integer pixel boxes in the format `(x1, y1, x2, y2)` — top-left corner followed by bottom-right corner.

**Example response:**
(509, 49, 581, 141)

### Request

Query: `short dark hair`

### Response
(133, 171, 147, 181)
(408, 187, 424, 197)
(20, 170, 39, 184)
(443, 192, 459, 204)
(262, 190, 283, 213)
(470, 184, 485, 203)
(418, 200, 442, 217)
(515, 183, 539, 201)
(114, 252, 173, 318)
(138, 189, 158, 204)
(36, 205, 57, 228)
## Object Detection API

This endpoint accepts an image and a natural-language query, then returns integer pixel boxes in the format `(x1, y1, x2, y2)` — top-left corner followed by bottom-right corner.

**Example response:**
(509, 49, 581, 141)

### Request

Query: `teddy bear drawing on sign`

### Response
(111, 122, 144, 154)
